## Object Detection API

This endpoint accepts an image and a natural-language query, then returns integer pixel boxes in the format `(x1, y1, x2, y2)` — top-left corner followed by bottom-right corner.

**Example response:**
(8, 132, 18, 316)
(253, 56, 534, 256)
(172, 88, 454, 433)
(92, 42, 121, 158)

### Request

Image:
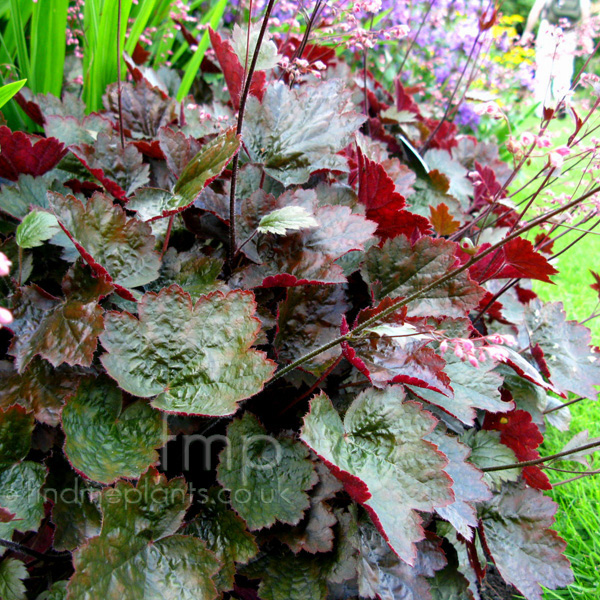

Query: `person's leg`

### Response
(533, 22, 557, 114)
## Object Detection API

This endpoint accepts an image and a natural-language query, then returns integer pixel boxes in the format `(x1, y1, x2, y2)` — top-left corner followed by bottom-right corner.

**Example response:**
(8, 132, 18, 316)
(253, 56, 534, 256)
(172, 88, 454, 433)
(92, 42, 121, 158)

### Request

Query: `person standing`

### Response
(521, 0, 591, 115)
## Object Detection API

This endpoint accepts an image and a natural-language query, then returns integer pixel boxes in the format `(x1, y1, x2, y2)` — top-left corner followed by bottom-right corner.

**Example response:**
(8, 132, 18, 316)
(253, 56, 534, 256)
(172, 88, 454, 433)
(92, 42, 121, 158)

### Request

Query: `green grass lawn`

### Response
(506, 106, 600, 599)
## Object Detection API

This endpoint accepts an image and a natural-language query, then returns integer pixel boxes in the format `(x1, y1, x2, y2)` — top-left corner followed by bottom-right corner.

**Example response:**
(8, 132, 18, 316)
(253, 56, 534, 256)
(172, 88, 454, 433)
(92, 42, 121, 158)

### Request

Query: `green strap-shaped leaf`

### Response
(62, 377, 167, 484)
(217, 412, 317, 530)
(68, 469, 221, 600)
(479, 484, 573, 600)
(0, 79, 26, 110)
(0, 558, 27, 600)
(362, 235, 485, 318)
(100, 286, 275, 416)
(300, 387, 453, 565)
(184, 487, 259, 592)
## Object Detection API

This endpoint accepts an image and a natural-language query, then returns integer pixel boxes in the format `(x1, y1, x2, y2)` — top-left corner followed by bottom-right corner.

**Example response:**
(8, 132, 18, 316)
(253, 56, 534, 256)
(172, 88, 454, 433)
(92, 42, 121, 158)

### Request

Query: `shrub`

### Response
(0, 2, 599, 600)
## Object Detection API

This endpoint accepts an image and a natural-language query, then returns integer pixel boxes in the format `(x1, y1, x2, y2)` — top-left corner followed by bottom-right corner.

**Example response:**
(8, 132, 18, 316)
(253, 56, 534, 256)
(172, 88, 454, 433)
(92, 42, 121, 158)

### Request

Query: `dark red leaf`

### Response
(131, 139, 165, 160)
(14, 92, 45, 126)
(534, 233, 554, 255)
(394, 78, 420, 114)
(590, 270, 600, 297)
(459, 238, 558, 284)
(483, 410, 551, 490)
(515, 285, 538, 304)
(209, 28, 266, 109)
(471, 161, 504, 208)
(355, 148, 431, 242)
(420, 118, 458, 151)
(0, 127, 67, 181)
(131, 42, 151, 65)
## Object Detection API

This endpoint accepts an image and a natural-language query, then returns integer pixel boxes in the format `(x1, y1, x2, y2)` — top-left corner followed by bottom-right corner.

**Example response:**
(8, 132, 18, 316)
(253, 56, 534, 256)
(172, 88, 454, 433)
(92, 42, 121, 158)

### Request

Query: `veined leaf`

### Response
(0, 558, 27, 600)
(257, 206, 319, 235)
(15, 210, 60, 248)
(217, 412, 317, 530)
(62, 377, 167, 484)
(68, 469, 221, 600)
(300, 388, 453, 564)
(100, 286, 275, 416)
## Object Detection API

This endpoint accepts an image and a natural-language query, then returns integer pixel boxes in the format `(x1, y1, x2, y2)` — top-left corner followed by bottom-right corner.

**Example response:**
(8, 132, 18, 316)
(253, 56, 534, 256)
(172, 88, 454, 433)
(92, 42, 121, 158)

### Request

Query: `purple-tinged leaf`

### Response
(70, 132, 149, 200)
(427, 427, 491, 541)
(100, 286, 275, 416)
(479, 484, 573, 600)
(0, 359, 79, 426)
(48, 192, 160, 300)
(279, 461, 343, 554)
(68, 468, 221, 600)
(244, 80, 366, 186)
(525, 301, 600, 400)
(275, 284, 349, 373)
(301, 388, 453, 564)
(217, 412, 317, 530)
(362, 236, 485, 318)
(62, 377, 167, 484)
(44, 113, 114, 146)
(103, 80, 178, 139)
(406, 353, 510, 425)
(158, 127, 202, 178)
(8, 264, 111, 372)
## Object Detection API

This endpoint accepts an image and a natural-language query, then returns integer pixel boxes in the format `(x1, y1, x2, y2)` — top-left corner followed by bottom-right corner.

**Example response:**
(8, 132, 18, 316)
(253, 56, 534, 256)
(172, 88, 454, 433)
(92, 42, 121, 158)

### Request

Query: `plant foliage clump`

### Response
(0, 5, 599, 600)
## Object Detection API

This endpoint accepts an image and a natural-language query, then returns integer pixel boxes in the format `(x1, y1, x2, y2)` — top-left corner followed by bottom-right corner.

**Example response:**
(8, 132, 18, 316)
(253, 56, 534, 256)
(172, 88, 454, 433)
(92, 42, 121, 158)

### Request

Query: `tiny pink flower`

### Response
(0, 252, 11, 276)
(439, 340, 448, 354)
(0, 307, 12, 326)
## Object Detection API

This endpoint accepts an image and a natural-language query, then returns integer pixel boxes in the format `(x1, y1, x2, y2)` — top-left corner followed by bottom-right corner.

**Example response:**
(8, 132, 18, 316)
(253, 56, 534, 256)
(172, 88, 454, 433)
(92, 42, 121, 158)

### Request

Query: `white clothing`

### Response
(533, 19, 577, 111)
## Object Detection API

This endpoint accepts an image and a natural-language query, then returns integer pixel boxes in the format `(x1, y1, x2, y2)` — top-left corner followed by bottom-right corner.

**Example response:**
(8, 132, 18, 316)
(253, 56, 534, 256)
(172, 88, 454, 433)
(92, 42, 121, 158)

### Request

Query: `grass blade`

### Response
(0, 78, 26, 109)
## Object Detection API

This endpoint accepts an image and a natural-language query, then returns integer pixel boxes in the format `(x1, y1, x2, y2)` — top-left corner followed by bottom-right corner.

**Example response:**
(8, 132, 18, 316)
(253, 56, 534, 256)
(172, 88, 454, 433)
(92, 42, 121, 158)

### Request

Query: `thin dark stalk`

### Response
(554, 472, 599, 486)
(543, 396, 585, 415)
(398, 0, 436, 75)
(270, 183, 600, 381)
(160, 215, 174, 260)
(117, 0, 125, 149)
(545, 466, 600, 475)
(481, 439, 600, 472)
(228, 0, 277, 267)
(0, 539, 70, 561)
(278, 356, 342, 417)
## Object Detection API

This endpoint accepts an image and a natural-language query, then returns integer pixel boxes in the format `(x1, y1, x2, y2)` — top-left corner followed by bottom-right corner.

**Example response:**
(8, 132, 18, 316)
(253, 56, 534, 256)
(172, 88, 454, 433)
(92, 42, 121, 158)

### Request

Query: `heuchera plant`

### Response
(0, 4, 599, 600)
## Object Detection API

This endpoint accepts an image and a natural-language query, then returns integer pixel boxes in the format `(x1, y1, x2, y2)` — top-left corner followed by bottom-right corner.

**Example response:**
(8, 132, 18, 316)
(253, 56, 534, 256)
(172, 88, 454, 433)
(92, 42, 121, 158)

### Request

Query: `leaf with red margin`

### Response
(70, 132, 150, 200)
(100, 286, 276, 416)
(0, 358, 80, 426)
(483, 410, 550, 490)
(8, 264, 112, 373)
(496, 346, 562, 396)
(427, 427, 491, 541)
(458, 238, 558, 284)
(103, 80, 178, 139)
(471, 161, 504, 208)
(275, 284, 349, 373)
(355, 147, 431, 242)
(479, 483, 573, 600)
(235, 203, 376, 289)
(300, 387, 454, 565)
(525, 300, 600, 400)
(342, 300, 452, 395)
(209, 28, 266, 109)
(430, 203, 460, 236)
(362, 235, 485, 318)
(406, 352, 511, 426)
(44, 113, 114, 146)
(0, 127, 67, 181)
(48, 192, 160, 300)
